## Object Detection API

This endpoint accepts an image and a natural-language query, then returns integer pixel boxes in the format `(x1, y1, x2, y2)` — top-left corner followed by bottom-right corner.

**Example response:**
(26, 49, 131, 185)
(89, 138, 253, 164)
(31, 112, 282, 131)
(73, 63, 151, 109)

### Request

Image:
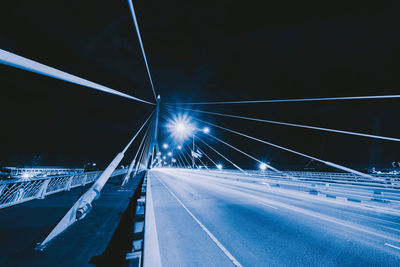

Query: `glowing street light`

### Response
(163, 156, 166, 160)
(203, 127, 210, 134)
(167, 152, 172, 157)
(177, 145, 182, 150)
(163, 143, 169, 149)
(166, 113, 195, 141)
(217, 164, 223, 170)
(259, 163, 267, 171)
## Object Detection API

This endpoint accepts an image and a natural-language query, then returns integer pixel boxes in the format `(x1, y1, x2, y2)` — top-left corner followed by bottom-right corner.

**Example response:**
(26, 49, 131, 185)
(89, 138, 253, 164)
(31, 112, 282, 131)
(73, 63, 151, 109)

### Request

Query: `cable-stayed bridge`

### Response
(1, 2, 400, 266)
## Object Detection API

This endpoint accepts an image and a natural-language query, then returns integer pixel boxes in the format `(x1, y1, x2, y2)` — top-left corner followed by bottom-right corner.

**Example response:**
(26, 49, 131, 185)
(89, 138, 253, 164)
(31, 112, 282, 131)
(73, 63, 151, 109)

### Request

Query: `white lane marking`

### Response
(156, 174, 243, 267)
(385, 243, 400, 250)
(157, 170, 400, 244)
(257, 201, 278, 210)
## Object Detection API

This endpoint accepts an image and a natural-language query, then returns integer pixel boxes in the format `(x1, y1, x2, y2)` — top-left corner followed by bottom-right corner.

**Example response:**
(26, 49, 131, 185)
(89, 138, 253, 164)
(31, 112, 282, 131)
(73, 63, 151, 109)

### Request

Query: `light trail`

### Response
(127, 0, 157, 100)
(170, 106, 400, 143)
(0, 49, 154, 105)
(166, 94, 400, 105)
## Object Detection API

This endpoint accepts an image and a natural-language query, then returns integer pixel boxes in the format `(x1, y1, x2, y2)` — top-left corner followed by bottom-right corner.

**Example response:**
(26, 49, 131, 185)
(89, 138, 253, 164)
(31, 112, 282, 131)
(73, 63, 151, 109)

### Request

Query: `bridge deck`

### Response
(149, 169, 400, 266)
(0, 173, 143, 266)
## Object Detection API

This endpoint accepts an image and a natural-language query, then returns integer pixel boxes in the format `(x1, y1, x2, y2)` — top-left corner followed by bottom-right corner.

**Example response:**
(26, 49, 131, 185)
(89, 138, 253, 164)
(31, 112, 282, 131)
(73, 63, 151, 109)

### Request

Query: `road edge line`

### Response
(143, 172, 162, 267)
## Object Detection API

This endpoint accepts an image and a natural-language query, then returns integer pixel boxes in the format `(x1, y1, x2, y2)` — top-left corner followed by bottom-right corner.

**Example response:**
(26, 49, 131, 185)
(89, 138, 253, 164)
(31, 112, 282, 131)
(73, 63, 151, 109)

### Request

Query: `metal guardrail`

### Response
(2, 167, 84, 179)
(206, 169, 400, 188)
(178, 169, 400, 208)
(0, 169, 127, 209)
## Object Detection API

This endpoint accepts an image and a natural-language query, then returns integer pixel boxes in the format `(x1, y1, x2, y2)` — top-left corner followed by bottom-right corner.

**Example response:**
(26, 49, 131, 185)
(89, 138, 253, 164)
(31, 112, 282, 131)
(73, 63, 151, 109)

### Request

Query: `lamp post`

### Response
(192, 127, 210, 169)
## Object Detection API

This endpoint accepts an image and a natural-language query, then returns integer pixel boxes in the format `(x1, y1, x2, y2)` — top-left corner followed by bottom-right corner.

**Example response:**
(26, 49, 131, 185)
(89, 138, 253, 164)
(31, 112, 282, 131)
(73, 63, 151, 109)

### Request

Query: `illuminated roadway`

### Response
(148, 169, 400, 267)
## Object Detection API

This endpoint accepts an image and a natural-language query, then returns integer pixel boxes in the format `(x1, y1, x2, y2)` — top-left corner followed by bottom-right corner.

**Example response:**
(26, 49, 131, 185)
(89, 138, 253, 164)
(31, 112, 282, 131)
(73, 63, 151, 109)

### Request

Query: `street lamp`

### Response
(166, 114, 212, 169)
(217, 164, 223, 170)
(163, 143, 169, 149)
(259, 163, 267, 171)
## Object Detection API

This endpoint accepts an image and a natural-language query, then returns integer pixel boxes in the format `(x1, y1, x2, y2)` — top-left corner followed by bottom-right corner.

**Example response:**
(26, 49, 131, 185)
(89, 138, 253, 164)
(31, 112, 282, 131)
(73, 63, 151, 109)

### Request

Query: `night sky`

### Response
(1, 0, 399, 171)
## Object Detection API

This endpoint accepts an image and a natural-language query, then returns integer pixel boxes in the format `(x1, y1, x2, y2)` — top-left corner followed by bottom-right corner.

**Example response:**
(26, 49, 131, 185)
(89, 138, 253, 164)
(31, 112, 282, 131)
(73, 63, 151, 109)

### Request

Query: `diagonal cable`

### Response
(38, 110, 154, 248)
(0, 48, 154, 105)
(170, 106, 400, 143)
(165, 94, 400, 105)
(196, 136, 247, 174)
(196, 118, 376, 179)
(203, 132, 280, 173)
(127, 0, 157, 100)
(196, 146, 218, 168)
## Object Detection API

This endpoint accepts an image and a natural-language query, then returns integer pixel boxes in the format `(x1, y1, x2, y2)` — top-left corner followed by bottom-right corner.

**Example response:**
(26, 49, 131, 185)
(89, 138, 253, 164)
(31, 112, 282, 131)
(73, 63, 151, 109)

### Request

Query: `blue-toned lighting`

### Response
(259, 163, 267, 171)
(166, 113, 195, 141)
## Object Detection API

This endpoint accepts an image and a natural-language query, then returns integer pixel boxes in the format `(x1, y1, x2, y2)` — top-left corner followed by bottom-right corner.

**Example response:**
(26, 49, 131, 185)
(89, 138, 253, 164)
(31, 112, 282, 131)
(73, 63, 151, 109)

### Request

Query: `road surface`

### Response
(149, 169, 400, 267)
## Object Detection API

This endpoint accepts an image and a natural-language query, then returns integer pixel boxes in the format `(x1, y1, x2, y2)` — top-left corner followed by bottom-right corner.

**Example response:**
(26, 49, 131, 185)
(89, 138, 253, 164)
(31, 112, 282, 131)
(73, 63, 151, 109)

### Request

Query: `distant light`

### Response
(157, 152, 162, 156)
(177, 145, 182, 150)
(166, 113, 195, 141)
(217, 164, 223, 170)
(92, 163, 96, 166)
(163, 143, 169, 149)
(176, 123, 186, 133)
(163, 156, 166, 160)
(203, 127, 210, 134)
(167, 152, 172, 156)
(259, 163, 267, 171)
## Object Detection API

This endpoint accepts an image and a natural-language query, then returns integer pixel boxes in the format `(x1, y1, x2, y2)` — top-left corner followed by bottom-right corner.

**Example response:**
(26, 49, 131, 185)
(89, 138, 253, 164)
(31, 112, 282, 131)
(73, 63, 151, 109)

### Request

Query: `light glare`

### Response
(259, 163, 267, 171)
(166, 113, 195, 141)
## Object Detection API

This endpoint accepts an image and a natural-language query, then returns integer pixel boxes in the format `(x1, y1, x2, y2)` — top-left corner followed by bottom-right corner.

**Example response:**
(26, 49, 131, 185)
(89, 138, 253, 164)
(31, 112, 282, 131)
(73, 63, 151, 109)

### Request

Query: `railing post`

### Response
(0, 184, 5, 197)
(37, 179, 51, 199)
(65, 175, 74, 191)
(81, 174, 88, 186)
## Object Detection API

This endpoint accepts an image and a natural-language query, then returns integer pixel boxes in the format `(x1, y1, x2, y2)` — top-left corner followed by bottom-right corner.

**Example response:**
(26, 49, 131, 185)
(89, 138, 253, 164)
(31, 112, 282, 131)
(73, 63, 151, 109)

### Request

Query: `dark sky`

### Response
(1, 0, 399, 170)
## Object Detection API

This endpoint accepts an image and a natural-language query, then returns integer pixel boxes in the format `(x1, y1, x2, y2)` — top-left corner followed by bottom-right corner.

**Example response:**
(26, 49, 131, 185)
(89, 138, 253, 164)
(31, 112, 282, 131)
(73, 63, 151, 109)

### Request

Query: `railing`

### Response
(3, 167, 84, 179)
(206, 169, 400, 188)
(175, 168, 400, 208)
(0, 169, 127, 209)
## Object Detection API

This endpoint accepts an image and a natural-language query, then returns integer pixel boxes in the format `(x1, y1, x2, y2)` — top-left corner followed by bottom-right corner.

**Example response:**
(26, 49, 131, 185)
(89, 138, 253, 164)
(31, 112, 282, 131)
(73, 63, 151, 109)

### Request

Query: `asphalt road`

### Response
(149, 169, 400, 267)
